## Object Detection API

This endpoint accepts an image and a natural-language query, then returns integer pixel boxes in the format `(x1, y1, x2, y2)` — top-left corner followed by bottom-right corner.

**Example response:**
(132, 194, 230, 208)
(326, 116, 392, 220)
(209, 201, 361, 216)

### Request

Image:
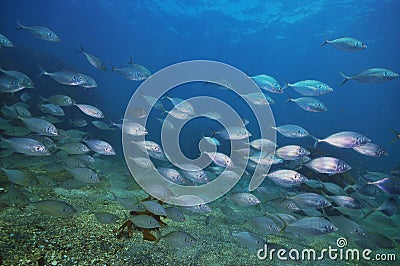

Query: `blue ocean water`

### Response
(0, 0, 400, 264)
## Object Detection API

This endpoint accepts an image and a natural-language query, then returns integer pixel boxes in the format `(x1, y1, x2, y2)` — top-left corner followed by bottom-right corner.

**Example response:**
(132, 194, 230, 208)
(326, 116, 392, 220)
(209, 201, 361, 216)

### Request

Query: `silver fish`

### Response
(285, 80, 333, 96)
(157, 167, 187, 184)
(329, 195, 362, 209)
(229, 192, 261, 206)
(165, 207, 185, 222)
(79, 73, 97, 88)
(1, 169, 38, 186)
(248, 216, 281, 234)
(43, 94, 75, 106)
(288, 193, 331, 209)
(39, 103, 65, 116)
(266, 169, 308, 187)
(272, 124, 309, 138)
(38, 66, 86, 86)
(130, 215, 160, 229)
(141, 201, 167, 216)
(79, 44, 106, 71)
(129, 156, 153, 169)
(0, 67, 34, 88)
(112, 60, 151, 81)
(340, 68, 399, 86)
(232, 231, 265, 250)
(304, 157, 351, 175)
(352, 143, 388, 157)
(241, 92, 275, 105)
(83, 139, 116, 155)
(249, 138, 276, 151)
(164, 95, 195, 115)
(75, 104, 104, 118)
(314, 131, 371, 148)
(67, 167, 101, 183)
(286, 96, 327, 112)
(180, 164, 209, 184)
(91, 121, 115, 130)
(19, 117, 58, 136)
(204, 151, 233, 167)
(31, 200, 77, 217)
(283, 217, 338, 236)
(276, 145, 310, 160)
(115, 121, 147, 136)
(93, 212, 119, 224)
(217, 126, 251, 140)
(57, 142, 90, 154)
(0, 33, 13, 47)
(322, 37, 367, 52)
(162, 231, 196, 248)
(251, 74, 283, 94)
(0, 75, 25, 93)
(17, 21, 60, 42)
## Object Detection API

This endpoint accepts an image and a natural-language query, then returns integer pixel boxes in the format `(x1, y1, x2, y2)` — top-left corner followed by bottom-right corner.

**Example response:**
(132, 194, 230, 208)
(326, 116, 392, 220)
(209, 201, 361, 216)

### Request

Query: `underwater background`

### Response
(0, 0, 400, 265)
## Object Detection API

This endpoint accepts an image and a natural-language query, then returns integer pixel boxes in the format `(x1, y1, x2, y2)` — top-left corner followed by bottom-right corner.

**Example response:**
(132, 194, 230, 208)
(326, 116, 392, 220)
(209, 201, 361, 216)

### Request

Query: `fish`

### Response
(232, 231, 266, 250)
(340, 68, 399, 86)
(313, 131, 371, 148)
(281, 217, 338, 236)
(240, 92, 275, 105)
(66, 167, 101, 183)
(0, 75, 25, 93)
(111, 60, 151, 81)
(202, 111, 222, 120)
(19, 117, 58, 136)
(352, 143, 388, 157)
(130, 215, 160, 229)
(39, 103, 65, 116)
(17, 21, 60, 42)
(0, 186, 30, 206)
(328, 216, 366, 240)
(70, 118, 88, 127)
(286, 95, 327, 112)
(216, 126, 251, 140)
(129, 157, 153, 170)
(251, 74, 283, 94)
(229, 192, 261, 206)
(20, 92, 31, 102)
(57, 143, 90, 154)
(83, 139, 116, 155)
(93, 212, 119, 224)
(91, 121, 115, 130)
(284, 80, 333, 96)
(276, 145, 310, 160)
(288, 193, 331, 209)
(204, 151, 233, 168)
(390, 129, 400, 144)
(368, 178, 400, 195)
(322, 37, 367, 52)
(37, 66, 86, 86)
(75, 104, 104, 118)
(1, 137, 50, 156)
(304, 157, 351, 175)
(329, 195, 362, 209)
(180, 164, 209, 184)
(164, 207, 185, 222)
(113, 121, 147, 136)
(162, 231, 196, 248)
(0, 67, 34, 88)
(248, 138, 276, 151)
(321, 182, 346, 195)
(130, 107, 148, 119)
(132, 140, 163, 153)
(164, 95, 195, 115)
(272, 124, 309, 138)
(0, 33, 13, 47)
(41, 94, 75, 106)
(202, 136, 221, 146)
(248, 216, 281, 234)
(78, 73, 97, 88)
(157, 167, 187, 185)
(31, 200, 77, 217)
(266, 169, 308, 187)
(141, 201, 167, 216)
(1, 169, 38, 187)
(79, 44, 106, 71)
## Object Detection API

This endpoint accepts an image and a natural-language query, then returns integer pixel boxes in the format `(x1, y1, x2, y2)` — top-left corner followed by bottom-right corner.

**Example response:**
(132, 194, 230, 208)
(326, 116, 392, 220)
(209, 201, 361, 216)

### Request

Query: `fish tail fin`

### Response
(16, 20, 25, 30)
(275, 215, 288, 234)
(321, 40, 329, 47)
(390, 129, 400, 144)
(282, 81, 290, 91)
(78, 43, 85, 54)
(339, 72, 350, 86)
(110, 64, 115, 72)
(128, 56, 134, 65)
(310, 135, 321, 148)
(37, 65, 48, 78)
(210, 128, 216, 138)
(284, 92, 293, 103)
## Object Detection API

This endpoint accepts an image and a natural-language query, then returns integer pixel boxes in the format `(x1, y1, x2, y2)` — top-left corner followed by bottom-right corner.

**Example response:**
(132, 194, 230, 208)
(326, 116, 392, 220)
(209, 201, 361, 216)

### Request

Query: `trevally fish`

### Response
(340, 68, 399, 86)
(304, 157, 351, 175)
(157, 167, 187, 185)
(368, 178, 400, 195)
(162, 231, 196, 248)
(1, 168, 38, 187)
(288, 193, 331, 209)
(352, 143, 388, 157)
(284, 80, 333, 96)
(249, 138, 276, 151)
(31, 200, 77, 217)
(1, 137, 50, 156)
(79, 44, 106, 71)
(240, 92, 275, 105)
(114, 121, 148, 136)
(66, 167, 101, 183)
(91, 121, 115, 130)
(313, 131, 371, 148)
(281, 217, 338, 236)
(83, 139, 116, 155)
(111, 59, 151, 81)
(272, 124, 309, 138)
(39, 103, 65, 116)
(41, 94, 75, 106)
(276, 145, 310, 161)
(266, 169, 308, 187)
(165, 207, 186, 222)
(286, 95, 327, 112)
(141, 201, 167, 216)
(17, 21, 60, 42)
(132, 140, 163, 153)
(38, 66, 86, 86)
(0, 67, 34, 88)
(130, 215, 160, 229)
(75, 103, 104, 118)
(204, 151, 234, 168)
(19, 117, 58, 136)
(229, 192, 261, 206)
(164, 95, 195, 115)
(129, 156, 153, 170)
(232, 231, 265, 250)
(322, 37, 367, 52)
(251, 74, 283, 94)
(57, 142, 90, 155)
(0, 75, 25, 93)
(217, 126, 251, 140)
(0, 33, 13, 47)
(329, 195, 363, 209)
(93, 212, 119, 224)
